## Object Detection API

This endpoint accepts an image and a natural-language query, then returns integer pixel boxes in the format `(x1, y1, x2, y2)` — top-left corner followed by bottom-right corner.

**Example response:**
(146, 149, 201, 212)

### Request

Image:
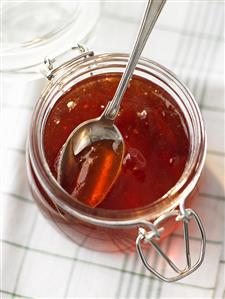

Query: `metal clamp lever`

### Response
(136, 207, 206, 282)
(40, 43, 94, 80)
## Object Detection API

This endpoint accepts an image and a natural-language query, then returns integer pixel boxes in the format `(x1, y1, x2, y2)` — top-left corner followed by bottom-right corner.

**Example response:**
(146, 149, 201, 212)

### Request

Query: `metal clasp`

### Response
(136, 203, 206, 282)
(40, 43, 94, 80)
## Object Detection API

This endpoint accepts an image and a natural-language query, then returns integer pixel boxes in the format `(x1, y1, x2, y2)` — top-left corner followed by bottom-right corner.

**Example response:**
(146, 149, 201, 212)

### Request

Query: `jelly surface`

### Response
(44, 73, 189, 210)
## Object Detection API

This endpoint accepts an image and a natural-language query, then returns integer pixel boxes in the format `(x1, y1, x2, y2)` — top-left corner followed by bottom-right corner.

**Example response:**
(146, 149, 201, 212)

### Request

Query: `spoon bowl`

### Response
(57, 116, 125, 207)
(62, 117, 124, 158)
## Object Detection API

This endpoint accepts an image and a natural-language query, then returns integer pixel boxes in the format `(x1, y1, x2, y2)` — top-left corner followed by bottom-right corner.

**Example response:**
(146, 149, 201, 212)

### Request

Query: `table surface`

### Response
(1, 1, 225, 299)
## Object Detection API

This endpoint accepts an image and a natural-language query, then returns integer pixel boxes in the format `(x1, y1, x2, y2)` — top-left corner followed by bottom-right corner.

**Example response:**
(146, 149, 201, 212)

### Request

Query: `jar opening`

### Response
(29, 53, 206, 225)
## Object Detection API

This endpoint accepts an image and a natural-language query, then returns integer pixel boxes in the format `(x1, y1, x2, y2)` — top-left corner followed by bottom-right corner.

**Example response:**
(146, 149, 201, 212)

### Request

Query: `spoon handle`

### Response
(102, 0, 166, 121)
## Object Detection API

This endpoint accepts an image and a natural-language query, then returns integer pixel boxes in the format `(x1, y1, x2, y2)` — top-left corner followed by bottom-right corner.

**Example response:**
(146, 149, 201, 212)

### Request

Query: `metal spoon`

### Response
(57, 0, 166, 207)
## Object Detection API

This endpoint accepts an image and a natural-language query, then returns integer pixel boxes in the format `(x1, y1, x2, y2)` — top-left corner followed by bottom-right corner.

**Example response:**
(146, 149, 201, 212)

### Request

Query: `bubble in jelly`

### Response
(161, 111, 166, 117)
(123, 153, 131, 165)
(67, 100, 76, 111)
(137, 109, 147, 120)
(128, 147, 146, 171)
(53, 118, 60, 125)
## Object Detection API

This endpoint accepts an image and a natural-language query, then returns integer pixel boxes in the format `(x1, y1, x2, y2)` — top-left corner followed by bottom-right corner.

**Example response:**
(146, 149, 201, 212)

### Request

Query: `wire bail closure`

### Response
(41, 43, 94, 80)
(136, 203, 206, 282)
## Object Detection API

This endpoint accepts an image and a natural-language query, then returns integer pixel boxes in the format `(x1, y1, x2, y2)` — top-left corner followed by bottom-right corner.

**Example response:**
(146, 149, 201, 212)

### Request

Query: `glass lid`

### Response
(1, 1, 101, 73)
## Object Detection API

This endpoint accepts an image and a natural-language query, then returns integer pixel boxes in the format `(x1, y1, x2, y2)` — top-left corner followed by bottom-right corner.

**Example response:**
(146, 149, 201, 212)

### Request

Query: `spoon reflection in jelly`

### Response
(57, 0, 166, 207)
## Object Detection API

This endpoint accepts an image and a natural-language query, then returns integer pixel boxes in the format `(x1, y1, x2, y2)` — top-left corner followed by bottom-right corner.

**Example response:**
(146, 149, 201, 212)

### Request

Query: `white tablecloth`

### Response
(1, 1, 225, 298)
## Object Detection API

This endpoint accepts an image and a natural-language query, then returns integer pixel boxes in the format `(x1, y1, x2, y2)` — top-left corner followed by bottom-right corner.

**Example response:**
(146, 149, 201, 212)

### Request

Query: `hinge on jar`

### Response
(40, 43, 94, 80)
(136, 204, 206, 282)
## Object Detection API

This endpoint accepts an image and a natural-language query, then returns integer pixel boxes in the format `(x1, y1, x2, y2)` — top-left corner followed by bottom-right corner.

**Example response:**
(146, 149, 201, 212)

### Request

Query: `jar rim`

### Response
(28, 53, 206, 227)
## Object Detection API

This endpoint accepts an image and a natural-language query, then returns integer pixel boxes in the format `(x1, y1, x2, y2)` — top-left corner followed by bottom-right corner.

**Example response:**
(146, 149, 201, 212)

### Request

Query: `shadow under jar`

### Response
(27, 52, 206, 282)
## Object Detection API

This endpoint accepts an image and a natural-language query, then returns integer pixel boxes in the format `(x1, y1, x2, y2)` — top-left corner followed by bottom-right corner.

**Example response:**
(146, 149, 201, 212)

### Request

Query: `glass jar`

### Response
(26, 48, 207, 282)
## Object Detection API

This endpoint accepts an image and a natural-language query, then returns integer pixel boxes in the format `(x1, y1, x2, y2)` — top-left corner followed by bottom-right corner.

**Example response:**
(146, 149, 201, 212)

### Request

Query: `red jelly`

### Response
(44, 73, 189, 210)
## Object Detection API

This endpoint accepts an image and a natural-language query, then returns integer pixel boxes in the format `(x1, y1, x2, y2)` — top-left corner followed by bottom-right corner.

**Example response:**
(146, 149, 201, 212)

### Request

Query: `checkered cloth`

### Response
(1, 1, 224, 298)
